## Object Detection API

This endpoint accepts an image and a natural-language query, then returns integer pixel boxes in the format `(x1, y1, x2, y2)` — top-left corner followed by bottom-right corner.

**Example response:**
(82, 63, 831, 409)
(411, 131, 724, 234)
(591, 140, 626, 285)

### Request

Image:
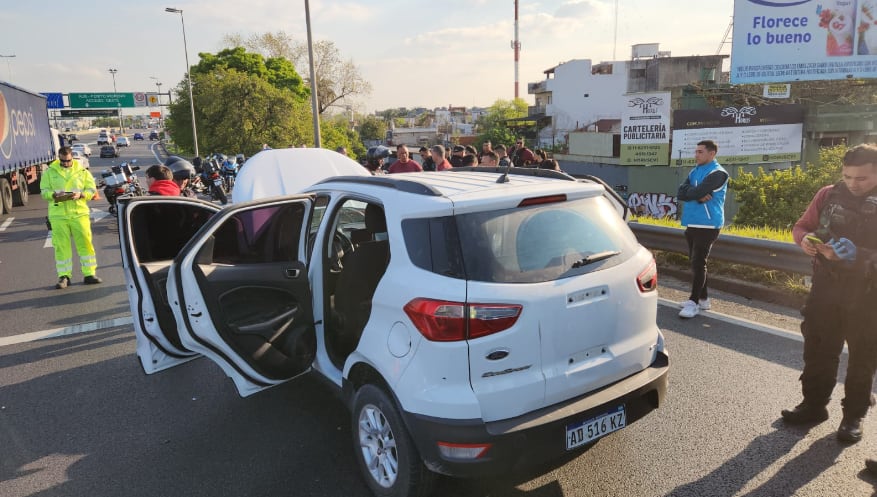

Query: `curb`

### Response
(658, 265, 806, 310)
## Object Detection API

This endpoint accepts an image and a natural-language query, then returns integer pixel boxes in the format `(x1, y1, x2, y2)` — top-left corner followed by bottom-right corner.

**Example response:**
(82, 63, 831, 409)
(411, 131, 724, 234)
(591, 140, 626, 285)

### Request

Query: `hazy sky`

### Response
(2, 0, 733, 113)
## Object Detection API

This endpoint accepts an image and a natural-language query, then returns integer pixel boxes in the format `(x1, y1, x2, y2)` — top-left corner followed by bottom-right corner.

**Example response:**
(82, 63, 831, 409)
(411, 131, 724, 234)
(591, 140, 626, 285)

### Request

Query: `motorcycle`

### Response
(220, 160, 238, 191)
(99, 160, 144, 216)
(201, 158, 229, 205)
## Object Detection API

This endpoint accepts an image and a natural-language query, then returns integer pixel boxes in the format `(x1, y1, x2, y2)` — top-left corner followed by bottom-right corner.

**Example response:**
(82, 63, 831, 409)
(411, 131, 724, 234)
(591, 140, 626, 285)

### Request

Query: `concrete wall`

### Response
(568, 132, 615, 156)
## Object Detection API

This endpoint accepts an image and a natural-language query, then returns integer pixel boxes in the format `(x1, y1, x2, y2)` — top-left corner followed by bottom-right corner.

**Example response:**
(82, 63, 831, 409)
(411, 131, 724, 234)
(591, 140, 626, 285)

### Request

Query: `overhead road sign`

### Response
(69, 92, 135, 108)
(40, 92, 64, 109)
(60, 109, 119, 117)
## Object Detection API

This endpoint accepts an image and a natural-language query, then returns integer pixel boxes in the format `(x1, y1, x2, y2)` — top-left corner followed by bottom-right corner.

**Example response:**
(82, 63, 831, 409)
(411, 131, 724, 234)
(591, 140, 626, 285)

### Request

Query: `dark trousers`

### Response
(799, 269, 877, 417)
(684, 227, 721, 302)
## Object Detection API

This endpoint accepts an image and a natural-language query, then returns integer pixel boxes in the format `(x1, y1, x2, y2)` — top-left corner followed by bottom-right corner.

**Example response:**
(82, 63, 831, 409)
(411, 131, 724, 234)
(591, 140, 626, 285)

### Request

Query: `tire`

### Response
(352, 384, 434, 497)
(0, 178, 12, 214)
(12, 174, 28, 207)
(213, 185, 228, 205)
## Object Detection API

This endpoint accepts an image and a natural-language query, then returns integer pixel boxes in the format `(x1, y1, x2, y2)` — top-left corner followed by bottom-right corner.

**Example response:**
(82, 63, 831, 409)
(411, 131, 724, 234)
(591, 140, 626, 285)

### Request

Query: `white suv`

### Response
(118, 148, 668, 497)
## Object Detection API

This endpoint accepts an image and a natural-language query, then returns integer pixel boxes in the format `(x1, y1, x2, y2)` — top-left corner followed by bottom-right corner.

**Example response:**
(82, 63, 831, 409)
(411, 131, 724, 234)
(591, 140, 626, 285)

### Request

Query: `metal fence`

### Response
(628, 222, 812, 275)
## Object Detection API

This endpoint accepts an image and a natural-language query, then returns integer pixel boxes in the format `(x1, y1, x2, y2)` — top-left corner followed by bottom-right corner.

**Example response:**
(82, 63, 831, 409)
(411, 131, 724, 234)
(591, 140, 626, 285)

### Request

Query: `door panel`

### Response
(119, 196, 221, 374)
(172, 197, 317, 396)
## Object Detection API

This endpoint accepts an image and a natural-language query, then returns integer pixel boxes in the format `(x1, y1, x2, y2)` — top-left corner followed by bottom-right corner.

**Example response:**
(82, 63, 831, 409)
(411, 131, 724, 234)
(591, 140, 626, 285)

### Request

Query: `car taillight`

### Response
(517, 194, 567, 207)
(115, 187, 126, 194)
(636, 259, 658, 293)
(404, 298, 522, 342)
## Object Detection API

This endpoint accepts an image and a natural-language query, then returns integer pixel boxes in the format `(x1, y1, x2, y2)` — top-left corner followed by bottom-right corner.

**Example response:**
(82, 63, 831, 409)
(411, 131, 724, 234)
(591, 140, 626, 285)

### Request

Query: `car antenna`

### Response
(496, 161, 512, 183)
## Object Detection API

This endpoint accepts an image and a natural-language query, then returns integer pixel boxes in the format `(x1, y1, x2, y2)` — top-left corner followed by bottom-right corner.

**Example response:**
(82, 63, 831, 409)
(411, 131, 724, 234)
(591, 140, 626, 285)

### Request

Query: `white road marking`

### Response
(43, 232, 52, 248)
(658, 297, 805, 344)
(91, 207, 109, 223)
(0, 315, 134, 347)
(0, 217, 13, 231)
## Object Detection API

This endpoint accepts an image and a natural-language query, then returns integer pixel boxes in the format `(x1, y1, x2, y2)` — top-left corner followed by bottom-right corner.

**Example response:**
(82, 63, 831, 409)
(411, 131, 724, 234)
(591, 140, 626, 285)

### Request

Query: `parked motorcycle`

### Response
(221, 159, 238, 191)
(201, 158, 229, 205)
(99, 160, 144, 216)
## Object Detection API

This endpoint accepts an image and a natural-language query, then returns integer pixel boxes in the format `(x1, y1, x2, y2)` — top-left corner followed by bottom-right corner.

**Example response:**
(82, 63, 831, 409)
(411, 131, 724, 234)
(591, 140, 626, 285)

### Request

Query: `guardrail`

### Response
(628, 222, 813, 275)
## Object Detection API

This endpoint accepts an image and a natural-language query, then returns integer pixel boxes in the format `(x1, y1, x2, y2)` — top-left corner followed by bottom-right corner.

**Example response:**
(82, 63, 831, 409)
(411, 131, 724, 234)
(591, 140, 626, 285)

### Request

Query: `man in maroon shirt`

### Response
(430, 145, 453, 171)
(388, 145, 423, 174)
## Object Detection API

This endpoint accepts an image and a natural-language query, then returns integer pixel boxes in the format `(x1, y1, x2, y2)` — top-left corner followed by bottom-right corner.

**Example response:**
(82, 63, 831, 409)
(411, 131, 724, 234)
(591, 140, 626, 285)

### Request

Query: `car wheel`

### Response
(352, 384, 434, 497)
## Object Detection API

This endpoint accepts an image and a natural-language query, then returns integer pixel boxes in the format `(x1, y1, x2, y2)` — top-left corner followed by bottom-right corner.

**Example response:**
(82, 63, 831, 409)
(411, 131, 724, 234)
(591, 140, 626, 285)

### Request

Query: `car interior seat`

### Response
(331, 203, 390, 357)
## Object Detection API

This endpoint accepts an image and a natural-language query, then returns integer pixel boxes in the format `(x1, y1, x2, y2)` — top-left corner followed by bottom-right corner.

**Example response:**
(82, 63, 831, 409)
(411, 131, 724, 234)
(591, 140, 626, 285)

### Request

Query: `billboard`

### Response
(620, 92, 671, 166)
(732, 0, 877, 83)
(671, 105, 805, 166)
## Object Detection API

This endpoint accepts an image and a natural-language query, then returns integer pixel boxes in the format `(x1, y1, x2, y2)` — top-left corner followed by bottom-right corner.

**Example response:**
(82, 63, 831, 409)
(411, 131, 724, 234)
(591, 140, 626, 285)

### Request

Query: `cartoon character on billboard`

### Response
(819, 1, 857, 56)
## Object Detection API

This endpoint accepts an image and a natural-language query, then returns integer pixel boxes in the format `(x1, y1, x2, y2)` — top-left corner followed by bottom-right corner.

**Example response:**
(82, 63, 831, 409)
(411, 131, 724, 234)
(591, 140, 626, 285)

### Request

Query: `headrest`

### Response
(365, 204, 387, 234)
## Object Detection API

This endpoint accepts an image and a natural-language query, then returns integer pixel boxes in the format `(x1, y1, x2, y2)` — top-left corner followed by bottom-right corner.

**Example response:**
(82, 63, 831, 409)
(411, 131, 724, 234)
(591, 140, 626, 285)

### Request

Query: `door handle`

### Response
(285, 268, 301, 279)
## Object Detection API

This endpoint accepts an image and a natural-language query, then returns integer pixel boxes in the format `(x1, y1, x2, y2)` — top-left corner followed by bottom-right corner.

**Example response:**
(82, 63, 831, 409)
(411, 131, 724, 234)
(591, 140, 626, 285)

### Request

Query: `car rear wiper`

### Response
(571, 250, 620, 269)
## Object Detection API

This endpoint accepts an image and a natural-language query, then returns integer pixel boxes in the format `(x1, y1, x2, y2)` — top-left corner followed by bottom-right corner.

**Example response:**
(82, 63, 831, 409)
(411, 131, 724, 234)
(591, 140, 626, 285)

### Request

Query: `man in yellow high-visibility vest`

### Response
(39, 146, 102, 289)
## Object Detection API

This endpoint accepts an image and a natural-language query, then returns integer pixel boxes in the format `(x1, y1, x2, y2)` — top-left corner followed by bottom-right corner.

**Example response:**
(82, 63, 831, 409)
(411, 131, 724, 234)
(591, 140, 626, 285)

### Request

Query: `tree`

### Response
(358, 115, 387, 142)
(222, 32, 371, 114)
(731, 145, 846, 229)
(166, 48, 313, 156)
(476, 98, 528, 148)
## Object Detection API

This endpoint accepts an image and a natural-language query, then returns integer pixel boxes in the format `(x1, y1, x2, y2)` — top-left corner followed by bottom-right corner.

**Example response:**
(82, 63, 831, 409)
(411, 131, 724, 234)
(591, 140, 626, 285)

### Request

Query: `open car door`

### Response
(167, 196, 317, 397)
(119, 195, 221, 374)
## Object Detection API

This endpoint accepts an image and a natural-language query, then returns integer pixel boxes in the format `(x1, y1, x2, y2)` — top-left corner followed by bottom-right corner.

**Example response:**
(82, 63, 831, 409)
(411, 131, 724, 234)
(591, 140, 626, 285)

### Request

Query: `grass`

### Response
(631, 215, 809, 296)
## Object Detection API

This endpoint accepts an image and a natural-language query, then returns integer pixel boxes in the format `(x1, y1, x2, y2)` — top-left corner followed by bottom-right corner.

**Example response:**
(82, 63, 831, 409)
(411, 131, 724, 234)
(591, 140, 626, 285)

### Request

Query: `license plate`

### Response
(213, 179, 223, 186)
(565, 405, 626, 450)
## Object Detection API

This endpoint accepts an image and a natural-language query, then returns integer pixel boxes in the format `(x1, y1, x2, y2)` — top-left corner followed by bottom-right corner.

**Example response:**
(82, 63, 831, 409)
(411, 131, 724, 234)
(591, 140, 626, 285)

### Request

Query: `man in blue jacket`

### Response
(676, 139, 728, 318)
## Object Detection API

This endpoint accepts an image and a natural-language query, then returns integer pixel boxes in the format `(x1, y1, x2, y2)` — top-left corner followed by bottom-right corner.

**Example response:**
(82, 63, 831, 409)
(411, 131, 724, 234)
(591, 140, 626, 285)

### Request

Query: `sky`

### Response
(2, 0, 733, 114)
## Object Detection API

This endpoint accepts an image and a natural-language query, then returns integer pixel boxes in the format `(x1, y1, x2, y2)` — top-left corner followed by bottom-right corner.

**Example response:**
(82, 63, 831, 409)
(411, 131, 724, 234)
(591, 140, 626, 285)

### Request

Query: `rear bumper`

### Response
(402, 351, 669, 478)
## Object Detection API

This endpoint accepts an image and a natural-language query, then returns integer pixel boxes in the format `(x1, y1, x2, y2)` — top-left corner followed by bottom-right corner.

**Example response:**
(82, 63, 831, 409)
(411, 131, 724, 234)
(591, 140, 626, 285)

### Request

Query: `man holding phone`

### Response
(782, 144, 877, 449)
(39, 146, 102, 289)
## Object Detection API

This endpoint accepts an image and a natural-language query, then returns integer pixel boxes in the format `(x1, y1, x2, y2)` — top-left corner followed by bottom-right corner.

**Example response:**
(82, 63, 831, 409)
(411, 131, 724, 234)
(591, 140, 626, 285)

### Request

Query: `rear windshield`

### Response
(403, 196, 637, 283)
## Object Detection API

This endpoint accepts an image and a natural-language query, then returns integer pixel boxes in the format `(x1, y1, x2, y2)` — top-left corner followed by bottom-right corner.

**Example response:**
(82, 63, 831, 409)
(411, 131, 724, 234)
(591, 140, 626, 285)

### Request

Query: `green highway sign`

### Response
(69, 92, 135, 108)
(60, 109, 119, 117)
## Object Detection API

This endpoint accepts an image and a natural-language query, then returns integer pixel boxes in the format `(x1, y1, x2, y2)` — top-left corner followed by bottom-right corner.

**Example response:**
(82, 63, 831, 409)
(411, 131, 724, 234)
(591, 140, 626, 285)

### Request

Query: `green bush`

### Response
(731, 146, 845, 229)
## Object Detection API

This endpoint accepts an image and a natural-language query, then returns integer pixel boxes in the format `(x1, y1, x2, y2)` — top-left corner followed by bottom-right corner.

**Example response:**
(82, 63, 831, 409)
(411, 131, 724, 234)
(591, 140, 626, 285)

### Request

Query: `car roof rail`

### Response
(448, 166, 577, 181)
(316, 176, 443, 196)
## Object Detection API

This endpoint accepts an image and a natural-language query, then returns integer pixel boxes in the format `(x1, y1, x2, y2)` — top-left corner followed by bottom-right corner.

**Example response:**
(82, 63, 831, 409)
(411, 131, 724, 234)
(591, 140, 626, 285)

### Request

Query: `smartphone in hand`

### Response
(805, 234, 824, 245)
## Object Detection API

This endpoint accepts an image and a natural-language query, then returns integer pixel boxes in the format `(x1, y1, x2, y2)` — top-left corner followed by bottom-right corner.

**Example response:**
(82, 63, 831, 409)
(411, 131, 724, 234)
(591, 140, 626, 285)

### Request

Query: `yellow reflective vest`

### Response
(40, 159, 97, 219)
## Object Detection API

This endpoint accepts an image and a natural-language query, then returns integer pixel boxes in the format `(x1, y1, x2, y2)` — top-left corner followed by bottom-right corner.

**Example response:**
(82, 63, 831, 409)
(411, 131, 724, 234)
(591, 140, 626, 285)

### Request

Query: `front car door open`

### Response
(167, 196, 317, 397)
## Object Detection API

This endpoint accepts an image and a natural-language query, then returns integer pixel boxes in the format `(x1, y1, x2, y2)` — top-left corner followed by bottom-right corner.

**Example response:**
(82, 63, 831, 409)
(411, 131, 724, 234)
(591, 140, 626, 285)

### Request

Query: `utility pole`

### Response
(511, 0, 520, 99)
(305, 0, 321, 148)
(108, 68, 124, 133)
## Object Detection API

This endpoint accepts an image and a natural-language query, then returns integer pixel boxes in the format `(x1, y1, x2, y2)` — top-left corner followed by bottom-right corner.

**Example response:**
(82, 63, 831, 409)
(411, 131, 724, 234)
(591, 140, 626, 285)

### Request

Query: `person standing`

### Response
(40, 146, 102, 289)
(676, 139, 728, 318)
(388, 145, 423, 174)
(511, 138, 537, 167)
(781, 143, 877, 444)
(430, 145, 453, 171)
(495, 144, 511, 168)
(419, 146, 436, 171)
(478, 141, 493, 163)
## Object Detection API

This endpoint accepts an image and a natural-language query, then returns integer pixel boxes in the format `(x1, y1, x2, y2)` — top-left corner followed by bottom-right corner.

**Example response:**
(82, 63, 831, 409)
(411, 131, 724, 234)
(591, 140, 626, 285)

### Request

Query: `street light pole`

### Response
(305, 0, 321, 148)
(0, 54, 15, 81)
(165, 7, 199, 158)
(108, 68, 124, 134)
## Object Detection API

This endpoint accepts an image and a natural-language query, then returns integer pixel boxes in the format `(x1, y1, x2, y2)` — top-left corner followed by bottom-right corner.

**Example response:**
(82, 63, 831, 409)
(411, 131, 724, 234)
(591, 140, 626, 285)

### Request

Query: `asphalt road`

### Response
(2, 141, 877, 496)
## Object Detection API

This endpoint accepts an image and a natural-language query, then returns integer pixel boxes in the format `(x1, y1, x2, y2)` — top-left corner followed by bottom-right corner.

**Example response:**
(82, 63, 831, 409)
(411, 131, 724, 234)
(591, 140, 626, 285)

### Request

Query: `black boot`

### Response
(837, 415, 864, 443)
(781, 403, 829, 424)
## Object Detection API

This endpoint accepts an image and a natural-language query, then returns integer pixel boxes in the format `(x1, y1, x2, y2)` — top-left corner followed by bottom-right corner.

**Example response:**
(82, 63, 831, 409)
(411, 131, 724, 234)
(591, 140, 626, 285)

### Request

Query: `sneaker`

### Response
(678, 300, 699, 318)
(780, 403, 829, 424)
(55, 276, 70, 289)
(83, 275, 103, 285)
(698, 298, 711, 310)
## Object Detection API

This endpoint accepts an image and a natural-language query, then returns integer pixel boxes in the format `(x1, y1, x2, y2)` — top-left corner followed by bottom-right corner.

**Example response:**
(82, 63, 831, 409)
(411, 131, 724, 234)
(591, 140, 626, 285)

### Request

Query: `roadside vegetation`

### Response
(634, 145, 847, 296)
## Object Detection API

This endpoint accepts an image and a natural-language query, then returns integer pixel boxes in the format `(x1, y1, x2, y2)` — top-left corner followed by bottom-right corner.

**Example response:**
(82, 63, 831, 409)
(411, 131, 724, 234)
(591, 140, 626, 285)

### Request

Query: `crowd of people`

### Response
(363, 138, 561, 175)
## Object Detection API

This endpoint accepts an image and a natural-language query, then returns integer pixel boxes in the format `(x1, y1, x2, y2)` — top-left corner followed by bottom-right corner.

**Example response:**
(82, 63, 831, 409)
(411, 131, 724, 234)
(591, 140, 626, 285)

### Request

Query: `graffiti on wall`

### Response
(627, 192, 678, 219)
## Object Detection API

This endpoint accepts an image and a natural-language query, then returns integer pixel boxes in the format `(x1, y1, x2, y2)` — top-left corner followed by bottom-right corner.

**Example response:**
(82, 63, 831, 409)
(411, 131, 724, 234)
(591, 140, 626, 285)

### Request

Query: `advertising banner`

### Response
(620, 92, 671, 166)
(671, 105, 805, 166)
(732, 0, 877, 84)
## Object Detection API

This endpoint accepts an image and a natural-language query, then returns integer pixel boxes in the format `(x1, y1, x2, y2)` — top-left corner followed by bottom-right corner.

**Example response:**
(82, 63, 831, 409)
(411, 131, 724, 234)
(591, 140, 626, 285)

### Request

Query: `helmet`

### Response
(366, 146, 390, 162)
(164, 155, 196, 181)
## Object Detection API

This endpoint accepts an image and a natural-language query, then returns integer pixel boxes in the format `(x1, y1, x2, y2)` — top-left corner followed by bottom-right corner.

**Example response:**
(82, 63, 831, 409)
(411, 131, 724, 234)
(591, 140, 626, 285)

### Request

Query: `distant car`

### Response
(116, 137, 130, 147)
(97, 133, 110, 146)
(72, 143, 92, 157)
(133, 133, 144, 141)
(100, 145, 118, 158)
(68, 133, 78, 142)
(149, 131, 160, 141)
(71, 150, 90, 169)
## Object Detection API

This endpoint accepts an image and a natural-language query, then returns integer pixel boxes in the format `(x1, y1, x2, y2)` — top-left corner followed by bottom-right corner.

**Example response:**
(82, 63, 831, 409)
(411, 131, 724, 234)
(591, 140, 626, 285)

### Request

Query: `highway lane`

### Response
(2, 308, 877, 497)
(0, 133, 161, 339)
